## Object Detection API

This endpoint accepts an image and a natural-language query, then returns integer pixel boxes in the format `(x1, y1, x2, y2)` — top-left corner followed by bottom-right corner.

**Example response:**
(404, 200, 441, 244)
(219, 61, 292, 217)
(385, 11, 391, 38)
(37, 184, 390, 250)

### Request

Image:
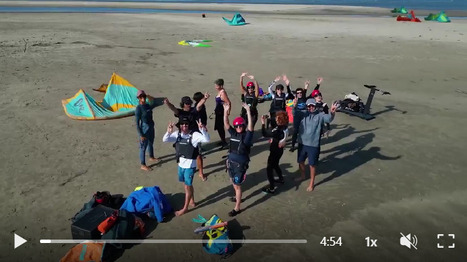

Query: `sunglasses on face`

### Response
(180, 123, 189, 126)
(234, 125, 244, 128)
(296, 92, 302, 95)
(307, 105, 315, 108)
(247, 86, 255, 89)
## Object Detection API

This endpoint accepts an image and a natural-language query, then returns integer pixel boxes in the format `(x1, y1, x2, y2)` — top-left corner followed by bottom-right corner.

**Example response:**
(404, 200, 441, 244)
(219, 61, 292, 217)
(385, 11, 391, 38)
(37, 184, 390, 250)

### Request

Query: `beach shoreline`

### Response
(2, 1, 467, 16)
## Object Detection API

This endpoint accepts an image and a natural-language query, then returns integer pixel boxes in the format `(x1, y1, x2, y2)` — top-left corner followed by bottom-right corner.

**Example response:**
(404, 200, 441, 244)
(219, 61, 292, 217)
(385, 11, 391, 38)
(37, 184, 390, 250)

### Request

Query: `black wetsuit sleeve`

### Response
(314, 84, 320, 90)
(286, 85, 295, 99)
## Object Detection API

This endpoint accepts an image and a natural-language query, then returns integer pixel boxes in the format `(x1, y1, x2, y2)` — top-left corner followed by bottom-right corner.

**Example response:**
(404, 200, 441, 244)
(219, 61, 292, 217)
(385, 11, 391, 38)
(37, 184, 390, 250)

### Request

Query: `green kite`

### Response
(391, 7, 408, 14)
(223, 13, 247, 26)
(425, 11, 451, 22)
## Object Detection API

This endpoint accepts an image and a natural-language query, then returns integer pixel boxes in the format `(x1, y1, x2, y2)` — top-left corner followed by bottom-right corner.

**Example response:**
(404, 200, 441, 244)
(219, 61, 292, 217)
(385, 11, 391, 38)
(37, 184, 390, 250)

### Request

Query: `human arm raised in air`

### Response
(192, 119, 210, 146)
(239, 72, 248, 94)
(283, 74, 294, 99)
(303, 80, 310, 97)
(196, 92, 210, 112)
(243, 103, 253, 132)
(247, 74, 260, 98)
(162, 121, 178, 142)
(268, 75, 281, 99)
(223, 103, 231, 131)
(163, 98, 179, 115)
(314, 77, 323, 90)
(323, 101, 339, 123)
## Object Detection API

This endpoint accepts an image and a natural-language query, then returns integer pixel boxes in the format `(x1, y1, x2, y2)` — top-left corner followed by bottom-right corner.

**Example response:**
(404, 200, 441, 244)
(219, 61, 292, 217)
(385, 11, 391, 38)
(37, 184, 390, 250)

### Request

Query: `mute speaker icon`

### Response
(400, 233, 418, 250)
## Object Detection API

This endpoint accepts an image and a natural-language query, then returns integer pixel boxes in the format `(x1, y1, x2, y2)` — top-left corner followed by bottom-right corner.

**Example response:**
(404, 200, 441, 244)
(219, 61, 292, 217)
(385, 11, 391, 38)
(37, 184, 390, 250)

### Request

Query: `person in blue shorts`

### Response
(162, 118, 210, 216)
(296, 98, 338, 192)
(223, 102, 254, 217)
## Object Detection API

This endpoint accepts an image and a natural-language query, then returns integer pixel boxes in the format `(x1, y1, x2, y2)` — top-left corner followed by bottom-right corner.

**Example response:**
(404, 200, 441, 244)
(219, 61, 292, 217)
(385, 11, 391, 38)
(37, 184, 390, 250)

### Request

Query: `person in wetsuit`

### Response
(223, 102, 254, 217)
(135, 90, 160, 171)
(239, 72, 259, 128)
(261, 111, 289, 194)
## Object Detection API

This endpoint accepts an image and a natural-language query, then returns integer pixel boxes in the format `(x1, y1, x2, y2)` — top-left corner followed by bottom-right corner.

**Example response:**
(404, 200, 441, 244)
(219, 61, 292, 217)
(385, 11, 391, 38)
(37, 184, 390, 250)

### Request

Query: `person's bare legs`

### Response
(295, 162, 306, 181)
(189, 186, 196, 208)
(307, 165, 316, 192)
(233, 184, 242, 212)
(197, 155, 206, 181)
(175, 185, 193, 216)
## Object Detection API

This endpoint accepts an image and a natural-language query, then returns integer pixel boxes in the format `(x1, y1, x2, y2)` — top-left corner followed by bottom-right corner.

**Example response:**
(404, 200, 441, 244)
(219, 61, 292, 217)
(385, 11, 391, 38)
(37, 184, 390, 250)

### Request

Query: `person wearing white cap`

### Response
(296, 98, 338, 191)
(135, 90, 160, 171)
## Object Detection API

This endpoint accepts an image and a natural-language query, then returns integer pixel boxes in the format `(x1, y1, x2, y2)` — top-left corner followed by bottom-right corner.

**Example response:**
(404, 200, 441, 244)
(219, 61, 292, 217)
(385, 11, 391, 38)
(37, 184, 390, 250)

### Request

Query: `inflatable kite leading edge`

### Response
(223, 13, 247, 26)
(62, 73, 153, 120)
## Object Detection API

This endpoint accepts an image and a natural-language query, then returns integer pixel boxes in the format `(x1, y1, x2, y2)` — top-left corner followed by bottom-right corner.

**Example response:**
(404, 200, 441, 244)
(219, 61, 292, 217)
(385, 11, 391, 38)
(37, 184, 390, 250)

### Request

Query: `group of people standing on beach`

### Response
(134, 73, 338, 217)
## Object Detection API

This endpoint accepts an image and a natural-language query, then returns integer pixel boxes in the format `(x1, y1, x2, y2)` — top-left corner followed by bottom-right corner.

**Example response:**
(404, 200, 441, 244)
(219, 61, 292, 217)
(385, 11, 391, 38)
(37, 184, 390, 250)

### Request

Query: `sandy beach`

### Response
(1, 4, 467, 262)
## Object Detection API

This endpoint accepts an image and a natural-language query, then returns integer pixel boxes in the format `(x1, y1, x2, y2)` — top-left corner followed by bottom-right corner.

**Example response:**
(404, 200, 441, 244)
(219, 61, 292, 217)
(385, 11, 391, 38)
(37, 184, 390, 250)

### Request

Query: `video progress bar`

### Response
(40, 239, 307, 244)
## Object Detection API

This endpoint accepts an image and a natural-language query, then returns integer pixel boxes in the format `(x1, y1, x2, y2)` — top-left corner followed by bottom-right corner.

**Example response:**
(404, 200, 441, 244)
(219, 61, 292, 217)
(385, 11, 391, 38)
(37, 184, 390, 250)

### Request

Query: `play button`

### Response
(14, 233, 27, 249)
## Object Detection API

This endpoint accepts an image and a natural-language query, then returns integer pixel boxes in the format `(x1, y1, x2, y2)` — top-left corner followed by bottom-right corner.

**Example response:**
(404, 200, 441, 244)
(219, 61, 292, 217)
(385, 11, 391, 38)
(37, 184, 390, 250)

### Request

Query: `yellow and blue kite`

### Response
(62, 73, 153, 120)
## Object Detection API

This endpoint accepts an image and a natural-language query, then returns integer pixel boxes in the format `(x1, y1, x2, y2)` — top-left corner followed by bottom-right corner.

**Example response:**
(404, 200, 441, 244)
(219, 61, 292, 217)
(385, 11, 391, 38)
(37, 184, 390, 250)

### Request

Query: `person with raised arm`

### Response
(267, 74, 292, 128)
(162, 119, 210, 216)
(290, 77, 323, 151)
(164, 93, 210, 181)
(261, 111, 289, 194)
(296, 98, 338, 192)
(223, 102, 254, 217)
(239, 72, 259, 127)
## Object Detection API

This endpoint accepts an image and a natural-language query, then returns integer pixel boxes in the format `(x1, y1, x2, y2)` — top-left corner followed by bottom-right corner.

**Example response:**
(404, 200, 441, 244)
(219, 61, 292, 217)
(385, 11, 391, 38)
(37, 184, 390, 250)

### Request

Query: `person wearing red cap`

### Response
(135, 90, 160, 171)
(223, 102, 254, 217)
(239, 72, 259, 127)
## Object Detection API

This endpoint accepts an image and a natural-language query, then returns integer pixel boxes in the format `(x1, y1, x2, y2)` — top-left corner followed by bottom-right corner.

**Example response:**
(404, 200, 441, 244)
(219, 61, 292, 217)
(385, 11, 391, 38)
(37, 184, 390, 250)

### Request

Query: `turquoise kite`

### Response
(62, 73, 154, 120)
(391, 7, 408, 14)
(425, 11, 451, 22)
(223, 13, 247, 26)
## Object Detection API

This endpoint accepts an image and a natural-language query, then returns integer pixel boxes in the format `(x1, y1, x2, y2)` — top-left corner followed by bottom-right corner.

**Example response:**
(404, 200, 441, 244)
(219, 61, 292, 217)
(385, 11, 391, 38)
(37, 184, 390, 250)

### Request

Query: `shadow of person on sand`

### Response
(240, 163, 299, 213)
(322, 125, 379, 146)
(315, 133, 401, 188)
(371, 105, 407, 116)
(149, 153, 176, 168)
(227, 219, 250, 255)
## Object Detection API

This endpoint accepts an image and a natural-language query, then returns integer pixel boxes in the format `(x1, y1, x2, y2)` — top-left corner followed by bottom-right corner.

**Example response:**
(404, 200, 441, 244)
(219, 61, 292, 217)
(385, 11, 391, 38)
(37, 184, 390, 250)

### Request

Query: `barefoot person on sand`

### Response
(214, 78, 231, 148)
(224, 102, 254, 217)
(135, 90, 160, 171)
(296, 98, 338, 191)
(164, 94, 209, 181)
(162, 119, 210, 216)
